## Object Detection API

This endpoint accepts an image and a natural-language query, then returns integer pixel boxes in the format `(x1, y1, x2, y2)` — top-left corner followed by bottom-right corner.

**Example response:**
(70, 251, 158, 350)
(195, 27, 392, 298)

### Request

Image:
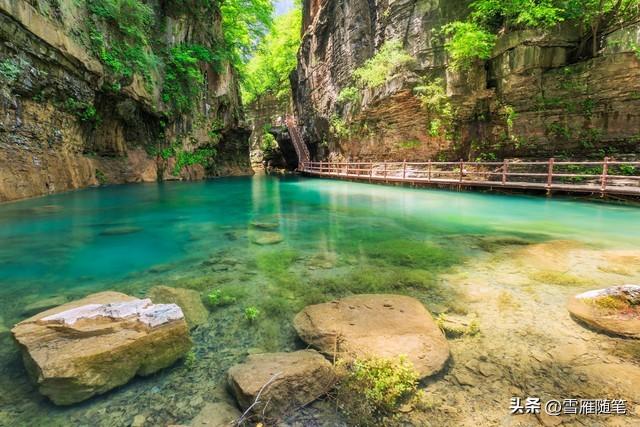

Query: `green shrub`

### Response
(335, 356, 420, 426)
(64, 97, 99, 122)
(413, 78, 454, 138)
(441, 22, 496, 70)
(86, 0, 157, 83)
(260, 132, 278, 152)
(330, 115, 351, 139)
(244, 306, 261, 322)
(0, 59, 21, 84)
(162, 44, 220, 115)
(337, 86, 361, 103)
(207, 289, 238, 307)
(352, 40, 414, 88)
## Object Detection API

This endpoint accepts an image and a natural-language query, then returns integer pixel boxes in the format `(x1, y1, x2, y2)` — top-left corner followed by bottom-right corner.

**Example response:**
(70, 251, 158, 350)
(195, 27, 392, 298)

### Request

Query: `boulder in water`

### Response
(250, 231, 283, 245)
(11, 291, 191, 405)
(249, 220, 279, 230)
(227, 350, 335, 421)
(293, 294, 450, 378)
(148, 286, 208, 329)
(567, 285, 640, 338)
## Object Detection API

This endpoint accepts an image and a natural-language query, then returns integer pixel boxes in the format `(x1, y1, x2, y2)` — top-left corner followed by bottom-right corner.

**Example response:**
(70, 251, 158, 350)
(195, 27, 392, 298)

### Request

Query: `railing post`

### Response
(428, 160, 432, 183)
(346, 162, 349, 176)
(384, 160, 387, 183)
(546, 157, 555, 194)
(459, 159, 464, 183)
(369, 163, 373, 182)
(320, 160, 323, 174)
(601, 156, 609, 194)
(502, 159, 508, 185)
(403, 159, 407, 180)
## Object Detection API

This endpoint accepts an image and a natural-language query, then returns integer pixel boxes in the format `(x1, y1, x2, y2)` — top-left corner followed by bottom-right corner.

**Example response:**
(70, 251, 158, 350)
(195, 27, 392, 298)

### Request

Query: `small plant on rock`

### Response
(335, 356, 420, 426)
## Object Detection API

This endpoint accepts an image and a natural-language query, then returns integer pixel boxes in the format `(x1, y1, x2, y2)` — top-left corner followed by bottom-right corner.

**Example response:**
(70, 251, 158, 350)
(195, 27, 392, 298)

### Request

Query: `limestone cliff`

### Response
(292, 0, 640, 163)
(0, 0, 252, 202)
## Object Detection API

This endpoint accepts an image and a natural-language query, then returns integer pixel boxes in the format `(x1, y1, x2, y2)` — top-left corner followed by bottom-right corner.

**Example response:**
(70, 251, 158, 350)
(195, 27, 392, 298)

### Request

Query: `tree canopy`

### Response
(240, 4, 302, 105)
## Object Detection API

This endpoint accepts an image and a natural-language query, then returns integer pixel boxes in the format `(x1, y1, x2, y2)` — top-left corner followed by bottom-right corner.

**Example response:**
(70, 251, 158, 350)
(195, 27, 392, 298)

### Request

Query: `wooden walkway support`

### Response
(299, 158, 640, 197)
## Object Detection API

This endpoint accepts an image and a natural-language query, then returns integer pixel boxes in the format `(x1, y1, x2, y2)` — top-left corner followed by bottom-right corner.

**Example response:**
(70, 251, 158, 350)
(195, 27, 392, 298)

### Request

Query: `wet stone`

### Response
(567, 285, 640, 338)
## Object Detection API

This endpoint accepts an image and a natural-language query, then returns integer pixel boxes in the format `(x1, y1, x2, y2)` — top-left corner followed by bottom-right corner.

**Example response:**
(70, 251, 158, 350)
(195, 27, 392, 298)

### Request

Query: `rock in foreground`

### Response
(293, 294, 449, 378)
(11, 291, 191, 405)
(567, 285, 640, 338)
(227, 350, 335, 422)
(148, 286, 208, 328)
(190, 402, 241, 427)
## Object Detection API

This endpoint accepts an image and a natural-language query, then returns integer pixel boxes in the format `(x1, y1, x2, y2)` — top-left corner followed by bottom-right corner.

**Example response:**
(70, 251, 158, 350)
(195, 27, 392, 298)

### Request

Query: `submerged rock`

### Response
(249, 220, 279, 230)
(148, 286, 208, 329)
(227, 350, 335, 422)
(293, 294, 450, 378)
(11, 291, 191, 405)
(190, 402, 241, 427)
(567, 285, 640, 338)
(22, 295, 68, 316)
(99, 226, 143, 236)
(250, 231, 284, 245)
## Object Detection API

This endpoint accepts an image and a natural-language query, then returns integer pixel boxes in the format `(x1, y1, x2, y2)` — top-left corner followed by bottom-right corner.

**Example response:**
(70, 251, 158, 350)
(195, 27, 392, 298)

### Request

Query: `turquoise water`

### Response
(0, 176, 639, 426)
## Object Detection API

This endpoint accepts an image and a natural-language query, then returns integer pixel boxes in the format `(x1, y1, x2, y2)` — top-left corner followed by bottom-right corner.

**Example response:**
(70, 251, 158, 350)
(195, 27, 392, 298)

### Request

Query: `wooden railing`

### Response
(300, 158, 640, 197)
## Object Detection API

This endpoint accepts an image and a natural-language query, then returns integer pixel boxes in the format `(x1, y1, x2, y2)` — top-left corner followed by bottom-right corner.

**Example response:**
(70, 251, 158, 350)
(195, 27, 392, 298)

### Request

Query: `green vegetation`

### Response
(183, 349, 197, 369)
(352, 40, 414, 88)
(86, 0, 156, 84)
(160, 141, 218, 176)
(162, 44, 220, 115)
(441, 22, 496, 70)
(244, 306, 261, 322)
(64, 98, 99, 122)
(242, 5, 301, 104)
(0, 58, 21, 84)
(330, 115, 352, 140)
(221, 0, 274, 74)
(442, 0, 640, 68)
(207, 289, 238, 307)
(337, 86, 361, 104)
(413, 78, 454, 138)
(335, 356, 421, 426)
(260, 131, 278, 152)
(95, 169, 108, 185)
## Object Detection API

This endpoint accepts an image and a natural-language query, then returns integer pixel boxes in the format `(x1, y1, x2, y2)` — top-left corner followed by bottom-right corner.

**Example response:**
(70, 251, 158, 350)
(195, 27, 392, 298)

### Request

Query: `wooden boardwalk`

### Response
(300, 159, 640, 197)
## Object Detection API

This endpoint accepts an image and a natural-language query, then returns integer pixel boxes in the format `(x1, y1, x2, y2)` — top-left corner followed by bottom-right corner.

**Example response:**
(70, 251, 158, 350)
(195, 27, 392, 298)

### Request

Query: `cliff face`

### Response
(292, 0, 640, 163)
(0, 0, 251, 202)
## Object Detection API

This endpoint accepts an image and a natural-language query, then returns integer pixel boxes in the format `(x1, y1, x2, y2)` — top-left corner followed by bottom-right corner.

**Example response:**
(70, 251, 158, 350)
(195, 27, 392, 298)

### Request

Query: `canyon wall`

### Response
(292, 0, 640, 163)
(0, 0, 251, 202)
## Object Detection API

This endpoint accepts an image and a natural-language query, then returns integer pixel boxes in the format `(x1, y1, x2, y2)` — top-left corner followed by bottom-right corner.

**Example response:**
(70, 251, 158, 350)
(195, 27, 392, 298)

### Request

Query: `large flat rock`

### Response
(567, 285, 640, 338)
(11, 291, 192, 405)
(293, 294, 450, 378)
(227, 350, 335, 422)
(148, 286, 208, 329)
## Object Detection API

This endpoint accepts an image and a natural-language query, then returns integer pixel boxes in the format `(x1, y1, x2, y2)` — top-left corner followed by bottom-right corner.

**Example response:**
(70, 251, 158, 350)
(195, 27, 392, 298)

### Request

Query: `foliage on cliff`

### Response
(222, 0, 274, 74)
(241, 4, 302, 104)
(444, 0, 640, 67)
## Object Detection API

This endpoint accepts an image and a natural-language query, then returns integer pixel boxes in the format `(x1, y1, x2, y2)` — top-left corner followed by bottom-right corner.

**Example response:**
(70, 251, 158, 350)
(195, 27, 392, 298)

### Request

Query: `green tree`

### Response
(221, 0, 274, 74)
(241, 5, 302, 104)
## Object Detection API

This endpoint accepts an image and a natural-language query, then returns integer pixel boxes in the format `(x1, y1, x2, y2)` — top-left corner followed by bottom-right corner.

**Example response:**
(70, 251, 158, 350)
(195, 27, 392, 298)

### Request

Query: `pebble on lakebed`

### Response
(11, 291, 191, 405)
(567, 285, 640, 338)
